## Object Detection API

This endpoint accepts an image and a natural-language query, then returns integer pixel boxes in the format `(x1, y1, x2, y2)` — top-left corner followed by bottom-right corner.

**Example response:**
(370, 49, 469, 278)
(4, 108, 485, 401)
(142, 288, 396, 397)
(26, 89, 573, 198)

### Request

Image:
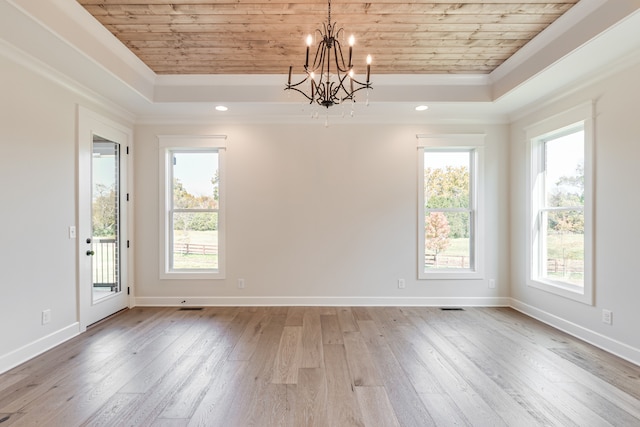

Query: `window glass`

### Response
(170, 151, 219, 271)
(421, 148, 479, 277)
(539, 130, 585, 287)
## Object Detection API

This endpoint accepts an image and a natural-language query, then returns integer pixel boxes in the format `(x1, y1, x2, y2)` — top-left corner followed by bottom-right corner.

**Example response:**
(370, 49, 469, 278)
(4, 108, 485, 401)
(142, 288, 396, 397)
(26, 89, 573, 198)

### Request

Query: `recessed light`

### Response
(215, 105, 228, 112)
(415, 105, 429, 111)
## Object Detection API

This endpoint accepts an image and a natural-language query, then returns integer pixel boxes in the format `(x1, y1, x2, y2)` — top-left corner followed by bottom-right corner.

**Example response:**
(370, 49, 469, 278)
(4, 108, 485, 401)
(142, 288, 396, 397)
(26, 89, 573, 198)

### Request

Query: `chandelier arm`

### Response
(332, 38, 351, 73)
(334, 73, 352, 96)
(345, 85, 372, 97)
(347, 76, 372, 87)
(311, 38, 329, 74)
(286, 74, 311, 89)
(285, 85, 315, 103)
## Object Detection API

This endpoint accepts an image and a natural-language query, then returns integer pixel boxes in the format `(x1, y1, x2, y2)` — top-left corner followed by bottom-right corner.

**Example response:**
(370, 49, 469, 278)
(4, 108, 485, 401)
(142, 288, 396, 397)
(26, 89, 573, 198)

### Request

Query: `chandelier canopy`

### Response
(285, 0, 372, 108)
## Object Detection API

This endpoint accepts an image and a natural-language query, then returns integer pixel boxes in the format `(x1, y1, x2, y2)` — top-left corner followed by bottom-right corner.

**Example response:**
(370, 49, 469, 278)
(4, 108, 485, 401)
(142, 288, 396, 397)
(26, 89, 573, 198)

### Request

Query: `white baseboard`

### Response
(510, 298, 640, 366)
(134, 295, 511, 307)
(0, 322, 81, 374)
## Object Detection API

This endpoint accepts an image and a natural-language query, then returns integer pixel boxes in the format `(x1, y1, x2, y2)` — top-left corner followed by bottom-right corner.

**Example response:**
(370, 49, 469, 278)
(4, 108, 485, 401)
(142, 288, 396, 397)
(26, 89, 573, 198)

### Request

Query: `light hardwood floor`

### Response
(1, 307, 639, 426)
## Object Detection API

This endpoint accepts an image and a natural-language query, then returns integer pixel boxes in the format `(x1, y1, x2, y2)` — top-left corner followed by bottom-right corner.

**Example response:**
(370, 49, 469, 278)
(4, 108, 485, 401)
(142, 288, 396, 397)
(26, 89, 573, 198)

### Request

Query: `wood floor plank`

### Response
(271, 326, 303, 384)
(336, 307, 359, 332)
(0, 375, 28, 395)
(355, 386, 401, 427)
(458, 309, 637, 425)
(295, 368, 329, 427)
(300, 308, 324, 368)
(407, 312, 550, 426)
(112, 354, 207, 426)
(227, 310, 271, 361)
(471, 308, 640, 420)
(323, 344, 365, 427)
(320, 314, 343, 345)
(397, 320, 511, 426)
(1, 306, 639, 427)
(418, 393, 471, 426)
(0, 412, 24, 426)
(79, 392, 143, 427)
(285, 306, 306, 326)
(357, 320, 436, 427)
(186, 360, 246, 427)
(151, 419, 190, 427)
(448, 333, 604, 426)
(220, 312, 288, 426)
(158, 345, 232, 419)
(342, 331, 382, 386)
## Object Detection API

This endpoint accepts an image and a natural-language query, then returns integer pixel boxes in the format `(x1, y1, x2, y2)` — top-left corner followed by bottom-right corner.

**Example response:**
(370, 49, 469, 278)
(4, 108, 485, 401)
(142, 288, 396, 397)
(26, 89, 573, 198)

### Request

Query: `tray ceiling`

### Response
(76, 0, 579, 75)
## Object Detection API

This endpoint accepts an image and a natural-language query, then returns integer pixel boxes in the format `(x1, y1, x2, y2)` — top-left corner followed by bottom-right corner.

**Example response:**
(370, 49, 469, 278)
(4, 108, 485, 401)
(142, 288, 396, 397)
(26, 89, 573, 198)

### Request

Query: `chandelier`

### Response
(285, 0, 372, 108)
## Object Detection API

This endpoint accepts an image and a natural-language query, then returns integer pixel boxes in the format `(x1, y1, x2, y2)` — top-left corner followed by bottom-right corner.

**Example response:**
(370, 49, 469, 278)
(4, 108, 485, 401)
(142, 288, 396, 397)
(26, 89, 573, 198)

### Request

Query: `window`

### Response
(418, 135, 484, 279)
(527, 102, 593, 303)
(159, 136, 226, 279)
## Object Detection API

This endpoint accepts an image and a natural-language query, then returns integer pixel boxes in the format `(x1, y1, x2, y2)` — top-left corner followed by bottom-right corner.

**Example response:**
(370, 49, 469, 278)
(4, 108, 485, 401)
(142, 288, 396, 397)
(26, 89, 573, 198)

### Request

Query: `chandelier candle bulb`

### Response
(366, 55, 372, 83)
(348, 35, 354, 67)
(305, 34, 312, 67)
(288, 66, 292, 85)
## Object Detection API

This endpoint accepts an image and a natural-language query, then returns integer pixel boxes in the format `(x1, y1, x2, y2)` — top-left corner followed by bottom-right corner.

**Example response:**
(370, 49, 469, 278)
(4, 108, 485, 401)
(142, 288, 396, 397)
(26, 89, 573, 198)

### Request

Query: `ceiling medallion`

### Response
(285, 0, 372, 114)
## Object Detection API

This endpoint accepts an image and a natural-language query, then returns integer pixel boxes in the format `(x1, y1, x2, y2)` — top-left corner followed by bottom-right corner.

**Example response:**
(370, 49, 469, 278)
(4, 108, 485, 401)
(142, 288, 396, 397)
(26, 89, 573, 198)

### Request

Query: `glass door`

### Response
(78, 107, 130, 329)
(91, 138, 121, 302)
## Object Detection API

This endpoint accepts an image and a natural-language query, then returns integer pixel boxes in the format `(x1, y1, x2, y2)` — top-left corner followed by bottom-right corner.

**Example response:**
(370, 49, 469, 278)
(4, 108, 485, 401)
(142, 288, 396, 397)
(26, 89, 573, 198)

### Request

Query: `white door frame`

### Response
(77, 106, 133, 331)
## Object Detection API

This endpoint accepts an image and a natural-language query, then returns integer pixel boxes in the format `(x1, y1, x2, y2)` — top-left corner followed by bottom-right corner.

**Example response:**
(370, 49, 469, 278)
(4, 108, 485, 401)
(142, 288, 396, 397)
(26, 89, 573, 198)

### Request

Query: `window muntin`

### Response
(526, 101, 593, 304)
(418, 134, 484, 280)
(159, 136, 226, 279)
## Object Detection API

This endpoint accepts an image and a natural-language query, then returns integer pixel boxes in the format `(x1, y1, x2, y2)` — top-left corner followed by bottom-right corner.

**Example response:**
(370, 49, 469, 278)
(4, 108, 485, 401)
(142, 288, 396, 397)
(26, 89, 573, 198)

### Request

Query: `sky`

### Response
(545, 130, 584, 191)
(173, 151, 219, 197)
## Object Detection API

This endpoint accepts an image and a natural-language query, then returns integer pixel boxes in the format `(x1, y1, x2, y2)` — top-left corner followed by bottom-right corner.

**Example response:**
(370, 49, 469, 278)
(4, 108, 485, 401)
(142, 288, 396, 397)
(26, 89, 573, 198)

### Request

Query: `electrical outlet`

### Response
(488, 279, 496, 289)
(398, 279, 405, 289)
(42, 309, 51, 325)
(238, 279, 245, 289)
(602, 309, 612, 325)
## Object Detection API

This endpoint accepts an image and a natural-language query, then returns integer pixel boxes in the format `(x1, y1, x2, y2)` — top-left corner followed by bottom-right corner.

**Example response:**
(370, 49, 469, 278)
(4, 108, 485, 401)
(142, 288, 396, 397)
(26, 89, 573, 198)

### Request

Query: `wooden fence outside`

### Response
(174, 242, 218, 255)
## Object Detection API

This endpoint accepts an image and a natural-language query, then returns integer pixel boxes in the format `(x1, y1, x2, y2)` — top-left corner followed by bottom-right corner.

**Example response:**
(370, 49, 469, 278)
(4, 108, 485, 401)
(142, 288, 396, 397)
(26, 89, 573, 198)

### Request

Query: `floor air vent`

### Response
(178, 307, 204, 311)
(440, 307, 465, 311)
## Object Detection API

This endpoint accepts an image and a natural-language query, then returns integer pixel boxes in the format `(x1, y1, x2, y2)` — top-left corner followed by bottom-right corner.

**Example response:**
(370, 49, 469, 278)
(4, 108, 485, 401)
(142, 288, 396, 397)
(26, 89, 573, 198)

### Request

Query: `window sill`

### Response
(527, 278, 592, 305)
(419, 270, 483, 280)
(160, 270, 225, 280)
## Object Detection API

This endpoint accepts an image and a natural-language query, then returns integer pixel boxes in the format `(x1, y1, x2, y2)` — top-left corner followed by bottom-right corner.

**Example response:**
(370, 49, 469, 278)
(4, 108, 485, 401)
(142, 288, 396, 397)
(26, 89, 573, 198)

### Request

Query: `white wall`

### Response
(133, 122, 510, 306)
(509, 60, 640, 363)
(0, 49, 131, 372)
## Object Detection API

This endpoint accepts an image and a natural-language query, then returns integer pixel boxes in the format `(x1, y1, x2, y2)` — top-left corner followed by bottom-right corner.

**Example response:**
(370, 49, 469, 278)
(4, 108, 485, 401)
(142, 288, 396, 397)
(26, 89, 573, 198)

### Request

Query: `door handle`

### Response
(86, 250, 95, 256)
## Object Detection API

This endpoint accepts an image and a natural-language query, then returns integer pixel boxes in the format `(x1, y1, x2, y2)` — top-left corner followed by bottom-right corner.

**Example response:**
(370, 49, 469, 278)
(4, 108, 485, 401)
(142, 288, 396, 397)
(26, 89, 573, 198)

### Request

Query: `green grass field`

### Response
(173, 230, 218, 269)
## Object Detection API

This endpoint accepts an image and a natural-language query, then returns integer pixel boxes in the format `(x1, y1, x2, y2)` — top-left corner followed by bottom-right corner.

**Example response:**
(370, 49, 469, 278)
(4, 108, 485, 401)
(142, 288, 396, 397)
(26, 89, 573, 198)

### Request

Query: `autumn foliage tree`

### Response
(425, 212, 451, 266)
(92, 184, 117, 237)
(424, 165, 470, 238)
(173, 178, 218, 232)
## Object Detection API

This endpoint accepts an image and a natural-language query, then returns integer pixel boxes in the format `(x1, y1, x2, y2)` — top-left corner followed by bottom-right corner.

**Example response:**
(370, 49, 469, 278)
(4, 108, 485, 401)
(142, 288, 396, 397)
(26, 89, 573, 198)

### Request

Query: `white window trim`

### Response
(417, 134, 485, 280)
(525, 101, 594, 304)
(158, 135, 227, 280)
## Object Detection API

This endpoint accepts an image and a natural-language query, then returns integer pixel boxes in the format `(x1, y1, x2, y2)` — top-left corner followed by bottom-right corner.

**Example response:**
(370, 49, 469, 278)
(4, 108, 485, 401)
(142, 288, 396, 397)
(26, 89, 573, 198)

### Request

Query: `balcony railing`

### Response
(92, 238, 119, 290)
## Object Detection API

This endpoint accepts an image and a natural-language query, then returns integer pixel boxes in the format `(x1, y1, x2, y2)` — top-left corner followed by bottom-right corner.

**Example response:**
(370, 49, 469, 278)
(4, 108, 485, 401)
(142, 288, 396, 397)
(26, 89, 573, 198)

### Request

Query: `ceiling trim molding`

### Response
(490, 0, 640, 100)
(0, 38, 135, 125)
(6, 0, 156, 101)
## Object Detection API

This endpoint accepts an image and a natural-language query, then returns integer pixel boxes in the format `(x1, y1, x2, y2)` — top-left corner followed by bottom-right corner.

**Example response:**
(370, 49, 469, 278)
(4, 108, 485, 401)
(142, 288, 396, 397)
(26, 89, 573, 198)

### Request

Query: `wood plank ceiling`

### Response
(76, 1, 580, 75)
